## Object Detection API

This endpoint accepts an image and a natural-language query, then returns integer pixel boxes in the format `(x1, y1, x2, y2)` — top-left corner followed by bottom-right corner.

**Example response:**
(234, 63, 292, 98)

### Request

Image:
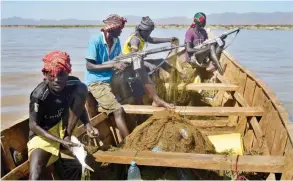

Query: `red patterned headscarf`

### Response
(41, 51, 72, 78)
(191, 12, 206, 28)
(101, 14, 127, 32)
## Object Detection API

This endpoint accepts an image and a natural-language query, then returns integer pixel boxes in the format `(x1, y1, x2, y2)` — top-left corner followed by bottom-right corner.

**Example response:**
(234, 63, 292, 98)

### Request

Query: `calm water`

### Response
(1, 28, 293, 123)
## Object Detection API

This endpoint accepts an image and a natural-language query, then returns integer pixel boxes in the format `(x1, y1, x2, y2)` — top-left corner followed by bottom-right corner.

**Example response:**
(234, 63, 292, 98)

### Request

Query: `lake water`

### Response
(1, 28, 293, 125)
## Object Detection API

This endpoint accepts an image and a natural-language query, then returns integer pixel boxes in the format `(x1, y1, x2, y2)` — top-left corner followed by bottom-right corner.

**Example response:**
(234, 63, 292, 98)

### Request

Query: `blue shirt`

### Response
(85, 32, 121, 85)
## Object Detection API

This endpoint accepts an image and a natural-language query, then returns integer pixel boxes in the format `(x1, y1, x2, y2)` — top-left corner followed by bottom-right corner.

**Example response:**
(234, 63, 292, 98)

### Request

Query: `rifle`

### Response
(103, 44, 185, 71)
(195, 28, 240, 49)
(193, 28, 241, 75)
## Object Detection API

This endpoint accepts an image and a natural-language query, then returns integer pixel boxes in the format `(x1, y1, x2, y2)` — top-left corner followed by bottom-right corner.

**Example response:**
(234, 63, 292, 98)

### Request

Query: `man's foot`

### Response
(152, 99, 175, 109)
(206, 62, 217, 72)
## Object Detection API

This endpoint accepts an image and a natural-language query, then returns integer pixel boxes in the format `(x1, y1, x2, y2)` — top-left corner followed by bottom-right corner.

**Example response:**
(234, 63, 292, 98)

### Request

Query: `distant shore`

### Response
(2, 24, 293, 30)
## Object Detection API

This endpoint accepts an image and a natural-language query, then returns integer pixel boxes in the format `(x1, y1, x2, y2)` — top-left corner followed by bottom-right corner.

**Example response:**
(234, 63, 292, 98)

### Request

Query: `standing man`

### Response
(85, 14, 130, 138)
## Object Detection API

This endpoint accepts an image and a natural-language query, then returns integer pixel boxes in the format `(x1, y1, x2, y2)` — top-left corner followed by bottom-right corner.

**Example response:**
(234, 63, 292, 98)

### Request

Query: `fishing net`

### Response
(123, 110, 215, 153)
(150, 55, 196, 106)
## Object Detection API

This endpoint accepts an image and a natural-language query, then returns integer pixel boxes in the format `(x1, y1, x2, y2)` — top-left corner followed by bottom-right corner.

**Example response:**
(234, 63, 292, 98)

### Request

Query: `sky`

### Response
(1, 1, 293, 20)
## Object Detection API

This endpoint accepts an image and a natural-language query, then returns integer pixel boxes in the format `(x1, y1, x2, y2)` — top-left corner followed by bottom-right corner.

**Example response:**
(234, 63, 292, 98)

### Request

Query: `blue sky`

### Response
(2, 1, 293, 20)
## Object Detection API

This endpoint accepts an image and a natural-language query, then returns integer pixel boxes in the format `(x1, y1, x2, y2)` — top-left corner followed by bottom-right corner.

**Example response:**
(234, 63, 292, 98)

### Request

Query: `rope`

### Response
(235, 155, 248, 180)
(223, 29, 240, 50)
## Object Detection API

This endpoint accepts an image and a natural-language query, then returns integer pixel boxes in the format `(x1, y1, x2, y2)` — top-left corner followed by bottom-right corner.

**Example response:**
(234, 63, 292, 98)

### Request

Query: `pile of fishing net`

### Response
(122, 110, 215, 153)
(149, 52, 218, 107)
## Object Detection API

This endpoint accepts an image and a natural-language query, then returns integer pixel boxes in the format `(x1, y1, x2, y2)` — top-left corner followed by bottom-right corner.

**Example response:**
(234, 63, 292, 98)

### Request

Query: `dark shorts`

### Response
(129, 79, 145, 98)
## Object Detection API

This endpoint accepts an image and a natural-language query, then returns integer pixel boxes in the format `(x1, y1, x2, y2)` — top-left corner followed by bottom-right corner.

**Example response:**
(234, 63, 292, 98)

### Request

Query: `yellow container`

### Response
(193, 75, 201, 84)
(208, 133, 244, 155)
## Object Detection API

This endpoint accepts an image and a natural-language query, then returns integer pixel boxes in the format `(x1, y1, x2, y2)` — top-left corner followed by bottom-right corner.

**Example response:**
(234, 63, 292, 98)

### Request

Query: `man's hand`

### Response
(144, 62, 157, 72)
(113, 62, 127, 70)
(181, 73, 188, 80)
(86, 123, 99, 138)
(62, 136, 80, 151)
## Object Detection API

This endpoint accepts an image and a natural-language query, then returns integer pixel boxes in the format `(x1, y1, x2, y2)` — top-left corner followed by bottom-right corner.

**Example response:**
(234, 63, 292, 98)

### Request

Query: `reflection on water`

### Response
(1, 28, 293, 123)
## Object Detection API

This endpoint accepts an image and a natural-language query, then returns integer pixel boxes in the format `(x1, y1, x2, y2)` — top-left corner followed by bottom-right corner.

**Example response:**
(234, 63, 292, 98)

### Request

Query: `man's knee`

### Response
(29, 169, 43, 180)
(113, 107, 124, 116)
(29, 149, 50, 180)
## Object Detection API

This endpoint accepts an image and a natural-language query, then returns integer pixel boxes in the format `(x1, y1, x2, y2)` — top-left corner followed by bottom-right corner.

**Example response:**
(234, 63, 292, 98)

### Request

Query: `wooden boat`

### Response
(1, 33, 293, 180)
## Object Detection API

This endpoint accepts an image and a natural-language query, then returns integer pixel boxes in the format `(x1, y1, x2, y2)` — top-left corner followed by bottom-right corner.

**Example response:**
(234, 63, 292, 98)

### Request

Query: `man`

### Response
(28, 51, 98, 180)
(185, 12, 225, 73)
(122, 16, 178, 108)
(85, 14, 130, 138)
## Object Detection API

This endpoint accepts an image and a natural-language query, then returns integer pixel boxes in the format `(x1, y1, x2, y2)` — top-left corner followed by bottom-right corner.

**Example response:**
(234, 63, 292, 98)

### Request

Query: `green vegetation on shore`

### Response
(1, 24, 293, 30)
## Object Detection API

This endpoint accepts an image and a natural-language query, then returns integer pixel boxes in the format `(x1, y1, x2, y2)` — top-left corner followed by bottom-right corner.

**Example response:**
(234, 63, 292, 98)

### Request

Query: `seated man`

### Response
(28, 51, 98, 180)
(85, 14, 130, 138)
(185, 12, 225, 74)
(122, 16, 179, 108)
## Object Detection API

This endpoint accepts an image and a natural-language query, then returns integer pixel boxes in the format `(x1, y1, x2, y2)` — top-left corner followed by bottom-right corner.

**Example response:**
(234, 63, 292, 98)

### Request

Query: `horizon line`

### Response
(2, 11, 293, 21)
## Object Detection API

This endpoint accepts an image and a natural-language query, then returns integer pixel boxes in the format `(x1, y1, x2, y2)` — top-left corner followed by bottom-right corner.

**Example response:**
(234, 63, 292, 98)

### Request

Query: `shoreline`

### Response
(1, 24, 293, 30)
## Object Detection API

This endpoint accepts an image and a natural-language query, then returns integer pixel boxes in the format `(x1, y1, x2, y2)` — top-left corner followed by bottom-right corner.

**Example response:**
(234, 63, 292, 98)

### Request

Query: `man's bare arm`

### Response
(185, 42, 210, 55)
(86, 59, 115, 71)
(147, 37, 173, 44)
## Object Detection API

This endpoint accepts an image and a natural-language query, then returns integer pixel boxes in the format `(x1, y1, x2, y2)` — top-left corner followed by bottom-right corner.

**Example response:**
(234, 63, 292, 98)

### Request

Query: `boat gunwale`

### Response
(221, 49, 293, 145)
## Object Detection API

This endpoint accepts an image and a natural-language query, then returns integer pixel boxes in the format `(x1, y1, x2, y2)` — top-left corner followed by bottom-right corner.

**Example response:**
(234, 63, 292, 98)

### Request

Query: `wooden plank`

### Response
(221, 92, 233, 106)
(238, 71, 247, 95)
(1, 139, 16, 171)
(281, 149, 293, 180)
(266, 173, 276, 180)
(76, 112, 108, 137)
(251, 132, 258, 152)
(259, 99, 273, 133)
(230, 67, 240, 84)
(252, 86, 264, 107)
(249, 117, 270, 154)
(212, 90, 225, 106)
(1, 122, 29, 171)
(243, 129, 254, 152)
(229, 115, 239, 126)
(1, 160, 29, 180)
(243, 78, 256, 106)
(223, 60, 232, 79)
(122, 105, 264, 116)
(189, 119, 236, 128)
(266, 111, 279, 153)
(284, 139, 293, 156)
(271, 121, 288, 156)
(233, 92, 249, 107)
(216, 72, 228, 83)
(97, 121, 115, 145)
(173, 83, 239, 91)
(93, 150, 285, 173)
(200, 129, 233, 136)
(250, 117, 264, 143)
(234, 116, 247, 136)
